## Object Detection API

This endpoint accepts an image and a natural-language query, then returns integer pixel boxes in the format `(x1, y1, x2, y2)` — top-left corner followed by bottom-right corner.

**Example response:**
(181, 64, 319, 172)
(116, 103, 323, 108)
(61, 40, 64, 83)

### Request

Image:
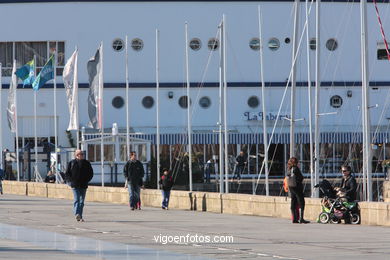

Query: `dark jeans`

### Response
(289, 187, 305, 211)
(128, 182, 140, 208)
(162, 190, 171, 208)
(234, 165, 245, 179)
(72, 188, 87, 217)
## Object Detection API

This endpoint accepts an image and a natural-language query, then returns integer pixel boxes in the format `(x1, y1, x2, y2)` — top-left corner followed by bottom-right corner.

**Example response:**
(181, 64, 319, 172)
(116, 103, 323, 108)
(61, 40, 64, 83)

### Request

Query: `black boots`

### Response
(299, 208, 310, 224)
(291, 209, 299, 223)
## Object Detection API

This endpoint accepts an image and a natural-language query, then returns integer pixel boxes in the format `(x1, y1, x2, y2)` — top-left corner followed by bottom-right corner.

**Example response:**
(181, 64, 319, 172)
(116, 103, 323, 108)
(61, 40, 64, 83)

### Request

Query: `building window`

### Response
(377, 42, 389, 60)
(199, 96, 211, 108)
(285, 37, 291, 44)
(326, 38, 338, 51)
(189, 38, 202, 51)
(268, 38, 280, 51)
(0, 41, 65, 77)
(309, 38, 316, 50)
(249, 38, 260, 51)
(208, 38, 219, 51)
(112, 96, 124, 109)
(248, 96, 259, 108)
(131, 38, 143, 51)
(330, 95, 343, 108)
(178, 96, 191, 108)
(142, 96, 154, 108)
(112, 38, 124, 52)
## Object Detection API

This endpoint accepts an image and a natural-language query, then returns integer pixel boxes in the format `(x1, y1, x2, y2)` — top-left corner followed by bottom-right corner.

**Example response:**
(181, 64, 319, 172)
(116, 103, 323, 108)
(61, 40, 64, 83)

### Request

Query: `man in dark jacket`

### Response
(124, 151, 145, 210)
(340, 165, 357, 202)
(65, 150, 93, 222)
(233, 151, 247, 180)
(159, 169, 174, 209)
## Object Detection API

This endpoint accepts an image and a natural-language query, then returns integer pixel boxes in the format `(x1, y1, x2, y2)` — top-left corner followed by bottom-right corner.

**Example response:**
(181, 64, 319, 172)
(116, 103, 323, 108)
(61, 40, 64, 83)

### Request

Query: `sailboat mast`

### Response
(185, 23, 193, 192)
(222, 15, 229, 194)
(218, 22, 224, 194)
(290, 0, 300, 158)
(314, 0, 321, 197)
(258, 6, 269, 196)
(156, 29, 161, 190)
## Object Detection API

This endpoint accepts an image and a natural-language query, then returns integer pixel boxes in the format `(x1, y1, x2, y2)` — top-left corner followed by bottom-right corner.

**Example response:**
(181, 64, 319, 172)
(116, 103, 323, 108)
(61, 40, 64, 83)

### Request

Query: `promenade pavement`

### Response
(0, 194, 389, 259)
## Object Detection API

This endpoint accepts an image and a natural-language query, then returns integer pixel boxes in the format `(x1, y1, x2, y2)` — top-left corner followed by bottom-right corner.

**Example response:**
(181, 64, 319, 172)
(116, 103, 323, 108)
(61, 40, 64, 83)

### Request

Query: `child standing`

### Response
(159, 169, 174, 210)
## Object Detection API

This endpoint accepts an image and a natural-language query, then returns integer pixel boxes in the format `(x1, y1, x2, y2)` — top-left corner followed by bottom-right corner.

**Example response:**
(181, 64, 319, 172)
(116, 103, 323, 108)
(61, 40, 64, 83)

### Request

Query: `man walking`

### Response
(233, 151, 247, 180)
(124, 151, 145, 210)
(65, 150, 94, 222)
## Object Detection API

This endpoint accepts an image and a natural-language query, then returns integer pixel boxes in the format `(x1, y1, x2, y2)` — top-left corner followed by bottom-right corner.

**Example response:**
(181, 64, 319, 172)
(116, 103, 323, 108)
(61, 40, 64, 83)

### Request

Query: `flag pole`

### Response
(125, 36, 130, 159)
(100, 42, 105, 187)
(75, 46, 80, 150)
(156, 29, 161, 190)
(13, 60, 20, 181)
(33, 55, 39, 182)
(0, 63, 3, 171)
(54, 44, 58, 182)
(185, 22, 193, 192)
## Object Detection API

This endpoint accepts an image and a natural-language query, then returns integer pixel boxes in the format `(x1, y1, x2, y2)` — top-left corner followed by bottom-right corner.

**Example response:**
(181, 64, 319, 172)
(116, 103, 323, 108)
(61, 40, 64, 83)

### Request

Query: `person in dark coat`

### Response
(233, 151, 247, 180)
(124, 151, 145, 210)
(65, 150, 94, 222)
(159, 169, 174, 209)
(287, 157, 309, 224)
(339, 165, 357, 202)
(44, 170, 56, 183)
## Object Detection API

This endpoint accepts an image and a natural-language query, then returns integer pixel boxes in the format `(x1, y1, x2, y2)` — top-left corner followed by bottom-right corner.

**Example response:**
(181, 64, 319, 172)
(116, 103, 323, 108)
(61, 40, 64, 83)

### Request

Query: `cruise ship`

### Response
(1, 0, 390, 186)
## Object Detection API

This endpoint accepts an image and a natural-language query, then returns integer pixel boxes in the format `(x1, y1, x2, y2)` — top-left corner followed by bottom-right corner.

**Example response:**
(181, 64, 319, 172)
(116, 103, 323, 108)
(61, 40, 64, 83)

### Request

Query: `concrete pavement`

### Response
(0, 194, 389, 259)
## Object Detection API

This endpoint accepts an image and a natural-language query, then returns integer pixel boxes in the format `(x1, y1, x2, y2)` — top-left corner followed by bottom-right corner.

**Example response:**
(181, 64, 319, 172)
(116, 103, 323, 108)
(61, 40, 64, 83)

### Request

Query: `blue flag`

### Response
(32, 55, 54, 91)
(15, 59, 35, 86)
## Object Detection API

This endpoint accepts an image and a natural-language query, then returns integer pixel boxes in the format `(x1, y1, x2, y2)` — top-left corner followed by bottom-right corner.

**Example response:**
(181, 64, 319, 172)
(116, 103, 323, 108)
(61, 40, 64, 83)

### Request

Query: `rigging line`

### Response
(373, 0, 390, 60)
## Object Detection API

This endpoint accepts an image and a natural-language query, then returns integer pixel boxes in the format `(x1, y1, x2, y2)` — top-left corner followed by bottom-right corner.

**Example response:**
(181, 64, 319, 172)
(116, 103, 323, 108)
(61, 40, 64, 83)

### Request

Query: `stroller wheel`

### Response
(330, 215, 341, 224)
(319, 212, 329, 224)
(350, 213, 361, 225)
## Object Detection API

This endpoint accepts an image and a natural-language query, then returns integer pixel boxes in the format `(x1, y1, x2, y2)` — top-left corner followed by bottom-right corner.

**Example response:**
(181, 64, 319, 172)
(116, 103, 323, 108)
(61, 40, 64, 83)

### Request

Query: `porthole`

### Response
(309, 38, 316, 50)
(248, 96, 259, 108)
(268, 38, 280, 51)
(142, 96, 154, 108)
(199, 96, 211, 108)
(330, 95, 343, 108)
(131, 38, 144, 51)
(326, 38, 338, 51)
(190, 38, 202, 51)
(112, 96, 124, 109)
(249, 38, 260, 51)
(208, 38, 219, 51)
(285, 37, 291, 44)
(178, 96, 191, 108)
(112, 38, 124, 52)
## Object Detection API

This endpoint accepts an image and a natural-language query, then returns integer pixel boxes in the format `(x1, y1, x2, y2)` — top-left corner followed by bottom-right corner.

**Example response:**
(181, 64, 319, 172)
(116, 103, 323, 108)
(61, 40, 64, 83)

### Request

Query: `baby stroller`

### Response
(315, 179, 360, 224)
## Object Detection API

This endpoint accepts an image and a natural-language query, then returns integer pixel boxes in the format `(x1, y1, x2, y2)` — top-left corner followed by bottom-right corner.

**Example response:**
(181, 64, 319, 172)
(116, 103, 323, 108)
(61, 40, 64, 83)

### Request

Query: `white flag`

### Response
(63, 49, 79, 131)
(7, 60, 18, 133)
(87, 45, 103, 129)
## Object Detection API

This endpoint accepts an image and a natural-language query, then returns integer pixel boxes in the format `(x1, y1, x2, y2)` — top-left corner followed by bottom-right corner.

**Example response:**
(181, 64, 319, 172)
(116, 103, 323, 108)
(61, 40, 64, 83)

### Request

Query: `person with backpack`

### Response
(286, 157, 309, 224)
(124, 151, 145, 210)
(159, 169, 174, 210)
(65, 150, 94, 222)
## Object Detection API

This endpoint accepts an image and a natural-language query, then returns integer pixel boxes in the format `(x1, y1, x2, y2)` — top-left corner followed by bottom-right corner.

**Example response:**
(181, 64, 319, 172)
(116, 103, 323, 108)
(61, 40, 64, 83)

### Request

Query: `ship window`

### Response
(330, 95, 343, 108)
(309, 38, 316, 50)
(142, 96, 154, 108)
(248, 96, 259, 108)
(112, 96, 124, 109)
(112, 38, 124, 52)
(326, 38, 338, 51)
(131, 38, 143, 51)
(0, 41, 65, 77)
(208, 38, 219, 51)
(179, 96, 191, 108)
(377, 42, 389, 60)
(249, 38, 260, 51)
(199, 96, 211, 108)
(190, 38, 202, 51)
(285, 37, 291, 44)
(268, 38, 280, 51)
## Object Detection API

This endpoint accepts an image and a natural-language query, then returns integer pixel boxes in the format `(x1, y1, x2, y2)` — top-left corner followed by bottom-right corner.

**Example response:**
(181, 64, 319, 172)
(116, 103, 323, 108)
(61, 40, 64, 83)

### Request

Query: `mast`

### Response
(258, 6, 269, 196)
(290, 0, 300, 157)
(185, 22, 193, 192)
(99, 42, 104, 187)
(360, 0, 372, 201)
(222, 15, 229, 194)
(156, 29, 161, 190)
(218, 22, 224, 194)
(33, 55, 39, 182)
(314, 0, 321, 197)
(125, 35, 130, 159)
(305, 0, 315, 197)
(54, 43, 58, 182)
